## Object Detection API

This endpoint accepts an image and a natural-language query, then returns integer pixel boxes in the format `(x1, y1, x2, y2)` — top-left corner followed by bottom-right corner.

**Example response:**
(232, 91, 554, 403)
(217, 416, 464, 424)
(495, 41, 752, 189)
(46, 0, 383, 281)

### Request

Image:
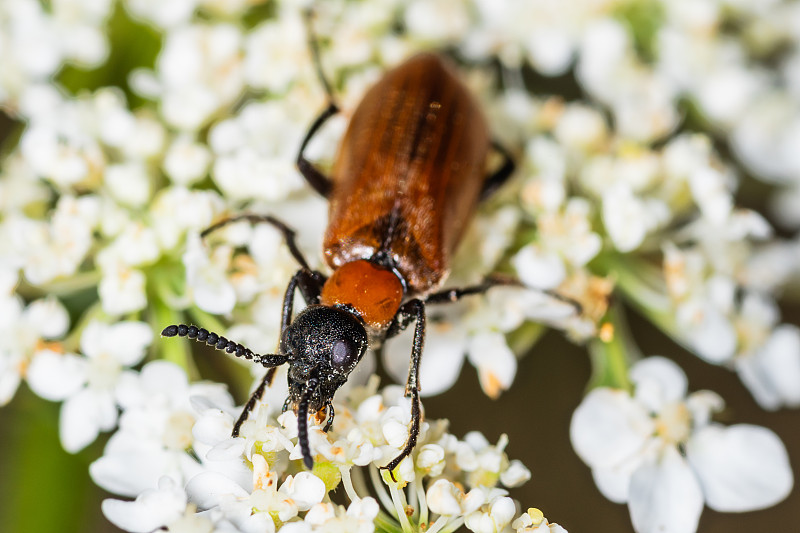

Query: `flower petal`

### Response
(630, 357, 688, 412)
(0, 358, 22, 406)
(60, 388, 117, 453)
(686, 424, 793, 512)
(25, 296, 70, 339)
(185, 471, 250, 509)
(101, 476, 187, 533)
(570, 388, 653, 470)
(427, 479, 464, 516)
(26, 350, 87, 401)
(109, 321, 154, 366)
(81, 320, 152, 366)
(383, 320, 467, 397)
(91, 448, 179, 498)
(279, 472, 326, 511)
(628, 446, 703, 533)
(467, 331, 517, 399)
(736, 324, 800, 410)
(512, 244, 566, 290)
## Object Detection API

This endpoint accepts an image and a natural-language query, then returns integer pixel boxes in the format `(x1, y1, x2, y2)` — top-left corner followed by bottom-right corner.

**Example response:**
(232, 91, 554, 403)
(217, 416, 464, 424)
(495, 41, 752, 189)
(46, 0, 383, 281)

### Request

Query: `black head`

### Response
(282, 305, 368, 467)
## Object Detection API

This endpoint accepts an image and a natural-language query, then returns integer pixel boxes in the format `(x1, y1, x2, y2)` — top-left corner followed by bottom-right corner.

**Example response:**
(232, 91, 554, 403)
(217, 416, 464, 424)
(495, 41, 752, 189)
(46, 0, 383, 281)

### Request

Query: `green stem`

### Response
(61, 301, 105, 353)
(374, 511, 404, 533)
(18, 269, 103, 298)
(149, 262, 190, 311)
(370, 465, 399, 523)
(387, 481, 413, 533)
(187, 306, 230, 336)
(602, 253, 679, 337)
(150, 296, 199, 379)
(507, 321, 546, 357)
(588, 303, 637, 391)
(439, 517, 465, 533)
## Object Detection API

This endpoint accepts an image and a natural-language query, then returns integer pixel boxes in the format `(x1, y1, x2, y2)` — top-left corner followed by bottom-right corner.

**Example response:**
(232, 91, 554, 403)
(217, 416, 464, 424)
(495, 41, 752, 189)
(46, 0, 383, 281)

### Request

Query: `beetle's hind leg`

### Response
(296, 9, 338, 198)
(479, 140, 516, 201)
(296, 103, 337, 198)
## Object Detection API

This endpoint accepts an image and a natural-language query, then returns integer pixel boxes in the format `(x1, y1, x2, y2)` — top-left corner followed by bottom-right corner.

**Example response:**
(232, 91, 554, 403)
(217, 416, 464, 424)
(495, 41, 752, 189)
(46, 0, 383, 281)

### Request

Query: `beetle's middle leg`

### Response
(426, 274, 583, 314)
(201, 213, 320, 275)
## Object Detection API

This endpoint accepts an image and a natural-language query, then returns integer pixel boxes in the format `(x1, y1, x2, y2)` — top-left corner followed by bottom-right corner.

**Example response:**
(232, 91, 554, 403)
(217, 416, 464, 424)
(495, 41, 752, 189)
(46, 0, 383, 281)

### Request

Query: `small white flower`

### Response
(12, 197, 97, 284)
(98, 263, 148, 316)
(0, 294, 69, 405)
(209, 101, 307, 202)
(571, 357, 793, 533)
(404, 0, 470, 44)
(602, 183, 669, 253)
(730, 92, 800, 183)
(102, 476, 188, 533)
(553, 103, 608, 154)
(91, 360, 235, 497)
(464, 493, 516, 533)
(687, 166, 734, 225)
(513, 245, 567, 290)
(521, 137, 566, 213)
(27, 320, 153, 452)
(427, 479, 470, 516)
(243, 13, 308, 93)
(104, 161, 152, 208)
(125, 0, 198, 28)
(467, 331, 517, 400)
(500, 459, 531, 488)
(162, 135, 212, 186)
(183, 232, 237, 315)
(512, 508, 568, 533)
(99, 224, 161, 269)
(513, 198, 601, 290)
(279, 472, 326, 511)
(416, 443, 446, 477)
(150, 187, 224, 251)
(153, 24, 245, 131)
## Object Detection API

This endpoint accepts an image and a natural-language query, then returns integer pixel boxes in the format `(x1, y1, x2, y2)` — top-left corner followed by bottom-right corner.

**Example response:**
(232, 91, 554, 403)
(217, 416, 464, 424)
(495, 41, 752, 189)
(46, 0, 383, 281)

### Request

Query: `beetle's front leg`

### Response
(380, 299, 426, 480)
(323, 400, 335, 433)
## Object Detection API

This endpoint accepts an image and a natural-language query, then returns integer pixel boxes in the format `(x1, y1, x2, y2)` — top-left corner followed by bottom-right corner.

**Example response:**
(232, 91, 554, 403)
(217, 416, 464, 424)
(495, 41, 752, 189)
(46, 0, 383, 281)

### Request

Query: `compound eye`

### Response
(330, 338, 359, 370)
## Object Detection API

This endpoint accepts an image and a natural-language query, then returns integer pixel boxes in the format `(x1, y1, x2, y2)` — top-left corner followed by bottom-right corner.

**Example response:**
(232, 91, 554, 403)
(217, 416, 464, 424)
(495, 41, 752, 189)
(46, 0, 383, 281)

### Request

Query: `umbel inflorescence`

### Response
(1, 1, 798, 533)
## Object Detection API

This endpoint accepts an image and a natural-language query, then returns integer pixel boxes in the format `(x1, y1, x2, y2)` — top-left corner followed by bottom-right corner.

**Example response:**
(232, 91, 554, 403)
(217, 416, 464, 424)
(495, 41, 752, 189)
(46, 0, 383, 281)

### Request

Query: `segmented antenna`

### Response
(161, 324, 289, 368)
(297, 377, 319, 470)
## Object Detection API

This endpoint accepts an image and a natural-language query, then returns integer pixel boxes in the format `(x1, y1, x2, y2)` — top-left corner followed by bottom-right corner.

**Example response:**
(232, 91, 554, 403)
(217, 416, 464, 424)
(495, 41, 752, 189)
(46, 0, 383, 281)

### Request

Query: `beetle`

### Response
(162, 48, 516, 478)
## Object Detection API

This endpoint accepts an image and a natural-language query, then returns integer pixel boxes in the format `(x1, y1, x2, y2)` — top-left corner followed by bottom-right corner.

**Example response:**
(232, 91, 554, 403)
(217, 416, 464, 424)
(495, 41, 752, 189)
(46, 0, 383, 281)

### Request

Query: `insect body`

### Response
(163, 52, 514, 477)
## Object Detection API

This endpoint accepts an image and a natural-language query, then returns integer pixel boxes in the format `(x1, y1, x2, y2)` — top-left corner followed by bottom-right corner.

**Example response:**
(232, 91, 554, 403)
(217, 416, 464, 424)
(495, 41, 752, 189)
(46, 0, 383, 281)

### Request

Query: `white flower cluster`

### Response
(96, 364, 550, 533)
(0, 0, 112, 110)
(1, 1, 799, 532)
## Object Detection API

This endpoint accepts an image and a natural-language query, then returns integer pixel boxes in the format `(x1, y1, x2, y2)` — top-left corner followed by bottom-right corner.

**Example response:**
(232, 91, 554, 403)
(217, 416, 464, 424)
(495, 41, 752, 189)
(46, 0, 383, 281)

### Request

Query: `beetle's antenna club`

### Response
(161, 324, 289, 368)
(297, 377, 319, 470)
